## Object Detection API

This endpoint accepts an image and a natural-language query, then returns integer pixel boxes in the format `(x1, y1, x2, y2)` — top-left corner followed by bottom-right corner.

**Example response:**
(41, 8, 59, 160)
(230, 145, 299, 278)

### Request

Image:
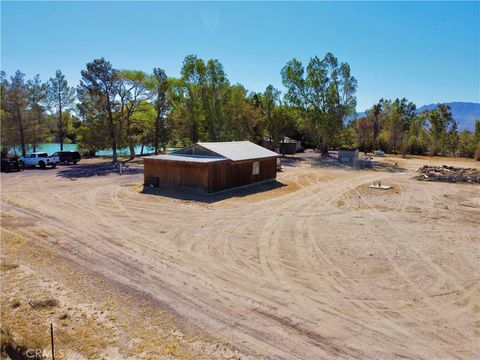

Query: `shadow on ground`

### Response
(56, 162, 143, 178)
(141, 180, 286, 203)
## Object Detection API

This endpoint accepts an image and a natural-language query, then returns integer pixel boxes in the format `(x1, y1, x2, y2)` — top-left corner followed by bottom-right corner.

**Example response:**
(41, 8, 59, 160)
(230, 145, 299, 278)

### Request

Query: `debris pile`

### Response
(417, 165, 480, 184)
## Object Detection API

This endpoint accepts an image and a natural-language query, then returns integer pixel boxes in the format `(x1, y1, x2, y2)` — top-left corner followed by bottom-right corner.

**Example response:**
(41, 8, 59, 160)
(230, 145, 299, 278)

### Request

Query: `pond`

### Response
(11, 144, 180, 156)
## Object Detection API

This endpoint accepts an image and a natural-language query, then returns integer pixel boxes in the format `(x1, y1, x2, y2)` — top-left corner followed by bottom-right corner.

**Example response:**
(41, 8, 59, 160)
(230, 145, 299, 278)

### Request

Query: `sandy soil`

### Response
(1, 153, 479, 359)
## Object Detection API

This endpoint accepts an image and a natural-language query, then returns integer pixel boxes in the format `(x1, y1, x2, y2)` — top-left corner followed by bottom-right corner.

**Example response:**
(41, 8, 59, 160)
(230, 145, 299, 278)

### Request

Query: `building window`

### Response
(252, 161, 260, 175)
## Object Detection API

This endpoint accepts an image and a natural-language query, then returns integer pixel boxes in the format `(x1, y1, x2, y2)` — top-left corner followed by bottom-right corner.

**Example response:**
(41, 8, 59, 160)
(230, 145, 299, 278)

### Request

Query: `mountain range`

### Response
(355, 102, 479, 132)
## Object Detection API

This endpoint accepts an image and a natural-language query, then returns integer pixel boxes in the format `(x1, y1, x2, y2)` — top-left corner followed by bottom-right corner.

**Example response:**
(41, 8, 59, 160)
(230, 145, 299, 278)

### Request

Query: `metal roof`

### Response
(147, 154, 226, 163)
(195, 141, 279, 161)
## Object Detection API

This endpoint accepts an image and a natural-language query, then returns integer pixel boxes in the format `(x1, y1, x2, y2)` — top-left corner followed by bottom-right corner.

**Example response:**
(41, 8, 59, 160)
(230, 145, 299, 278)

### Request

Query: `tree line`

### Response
(352, 100, 480, 159)
(1, 53, 479, 162)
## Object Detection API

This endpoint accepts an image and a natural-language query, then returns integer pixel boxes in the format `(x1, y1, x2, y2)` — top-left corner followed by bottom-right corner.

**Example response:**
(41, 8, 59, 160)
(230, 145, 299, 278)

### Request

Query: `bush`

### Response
(474, 143, 480, 161)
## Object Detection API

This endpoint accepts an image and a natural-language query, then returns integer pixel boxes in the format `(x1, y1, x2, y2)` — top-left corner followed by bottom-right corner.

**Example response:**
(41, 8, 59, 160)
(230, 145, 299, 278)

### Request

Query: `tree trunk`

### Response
(107, 102, 117, 163)
(17, 109, 26, 156)
(129, 143, 135, 160)
(191, 121, 199, 144)
(154, 113, 160, 155)
(58, 91, 64, 151)
(141, 144, 144, 156)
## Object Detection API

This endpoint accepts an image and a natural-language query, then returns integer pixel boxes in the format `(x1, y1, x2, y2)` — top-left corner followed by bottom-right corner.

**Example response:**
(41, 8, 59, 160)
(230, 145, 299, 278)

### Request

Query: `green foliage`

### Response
(1, 55, 478, 161)
(1, 71, 51, 155)
(420, 103, 454, 155)
(77, 58, 120, 161)
(353, 117, 373, 152)
(281, 52, 357, 153)
(47, 70, 76, 150)
(458, 129, 476, 158)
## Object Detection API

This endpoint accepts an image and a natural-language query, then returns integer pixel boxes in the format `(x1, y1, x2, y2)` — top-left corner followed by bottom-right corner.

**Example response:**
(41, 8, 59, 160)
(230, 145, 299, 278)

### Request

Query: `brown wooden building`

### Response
(144, 141, 280, 193)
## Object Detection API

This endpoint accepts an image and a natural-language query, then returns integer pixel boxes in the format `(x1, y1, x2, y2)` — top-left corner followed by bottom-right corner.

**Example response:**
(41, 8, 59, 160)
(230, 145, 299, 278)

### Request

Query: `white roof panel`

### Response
(196, 141, 279, 161)
(147, 154, 226, 163)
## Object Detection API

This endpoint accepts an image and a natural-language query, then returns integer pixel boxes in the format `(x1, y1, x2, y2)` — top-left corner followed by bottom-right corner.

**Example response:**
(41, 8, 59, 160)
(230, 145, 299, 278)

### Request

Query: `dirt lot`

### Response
(1, 153, 479, 359)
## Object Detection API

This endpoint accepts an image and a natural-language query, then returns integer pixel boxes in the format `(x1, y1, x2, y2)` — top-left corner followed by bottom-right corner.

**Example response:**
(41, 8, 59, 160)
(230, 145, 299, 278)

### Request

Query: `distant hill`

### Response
(354, 102, 479, 132)
(416, 102, 479, 132)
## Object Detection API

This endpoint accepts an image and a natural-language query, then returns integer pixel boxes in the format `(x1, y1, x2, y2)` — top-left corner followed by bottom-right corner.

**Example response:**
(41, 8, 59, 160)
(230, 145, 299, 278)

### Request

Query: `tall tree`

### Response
(281, 53, 357, 153)
(260, 85, 282, 148)
(48, 70, 76, 150)
(203, 59, 229, 141)
(152, 67, 170, 154)
(474, 119, 480, 145)
(354, 117, 373, 154)
(1, 71, 29, 155)
(78, 58, 120, 162)
(448, 120, 459, 157)
(421, 103, 453, 156)
(458, 129, 475, 158)
(366, 101, 383, 150)
(175, 55, 207, 143)
(26, 75, 48, 151)
(223, 85, 261, 141)
(117, 70, 152, 159)
(381, 98, 415, 155)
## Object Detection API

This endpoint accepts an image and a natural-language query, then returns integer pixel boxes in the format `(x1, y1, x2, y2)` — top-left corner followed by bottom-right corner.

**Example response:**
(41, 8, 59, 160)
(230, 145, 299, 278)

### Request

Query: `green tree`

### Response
(117, 70, 153, 159)
(474, 119, 480, 145)
(152, 68, 171, 154)
(353, 117, 373, 154)
(420, 103, 454, 156)
(47, 70, 76, 150)
(260, 85, 282, 148)
(172, 55, 207, 143)
(404, 115, 428, 155)
(448, 120, 459, 157)
(281, 53, 357, 153)
(223, 85, 261, 141)
(1, 71, 29, 155)
(26, 75, 48, 152)
(458, 130, 475, 158)
(78, 58, 120, 162)
(203, 59, 229, 141)
(381, 98, 416, 155)
(367, 101, 383, 150)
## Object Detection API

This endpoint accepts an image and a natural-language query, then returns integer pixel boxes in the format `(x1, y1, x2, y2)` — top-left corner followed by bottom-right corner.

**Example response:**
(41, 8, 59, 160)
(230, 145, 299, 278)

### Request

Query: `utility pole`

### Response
(50, 323, 55, 360)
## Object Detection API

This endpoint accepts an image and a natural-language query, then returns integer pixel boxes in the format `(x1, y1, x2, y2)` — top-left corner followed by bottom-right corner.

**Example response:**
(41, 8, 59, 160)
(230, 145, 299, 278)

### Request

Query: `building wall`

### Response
(144, 158, 210, 191)
(338, 150, 359, 162)
(144, 157, 278, 194)
(207, 157, 277, 193)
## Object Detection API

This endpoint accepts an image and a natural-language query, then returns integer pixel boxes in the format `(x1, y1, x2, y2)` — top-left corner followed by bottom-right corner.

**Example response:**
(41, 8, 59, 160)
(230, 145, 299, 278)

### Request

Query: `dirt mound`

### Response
(417, 165, 480, 184)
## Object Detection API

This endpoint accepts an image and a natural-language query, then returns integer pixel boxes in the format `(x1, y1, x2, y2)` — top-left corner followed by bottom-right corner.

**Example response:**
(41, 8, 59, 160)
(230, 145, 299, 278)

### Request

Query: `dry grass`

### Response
(0, 262, 18, 271)
(29, 298, 59, 309)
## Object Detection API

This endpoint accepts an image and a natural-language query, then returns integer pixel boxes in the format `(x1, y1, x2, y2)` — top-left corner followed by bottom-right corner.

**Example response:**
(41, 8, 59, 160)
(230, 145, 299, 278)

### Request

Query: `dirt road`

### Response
(1, 155, 479, 359)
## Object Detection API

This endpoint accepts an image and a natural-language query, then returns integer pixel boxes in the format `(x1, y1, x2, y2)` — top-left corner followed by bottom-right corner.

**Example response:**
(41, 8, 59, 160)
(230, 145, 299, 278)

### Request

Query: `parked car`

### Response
(1, 157, 24, 172)
(52, 151, 81, 164)
(18, 152, 60, 169)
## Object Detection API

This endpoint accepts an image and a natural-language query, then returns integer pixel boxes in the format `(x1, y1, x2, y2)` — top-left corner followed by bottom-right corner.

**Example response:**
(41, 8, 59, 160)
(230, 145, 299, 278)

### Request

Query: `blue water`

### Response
(12, 143, 179, 156)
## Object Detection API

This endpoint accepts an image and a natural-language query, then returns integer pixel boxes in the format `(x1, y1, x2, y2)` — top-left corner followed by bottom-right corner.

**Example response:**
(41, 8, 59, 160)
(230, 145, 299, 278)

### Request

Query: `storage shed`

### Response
(263, 136, 299, 155)
(338, 148, 359, 166)
(144, 141, 280, 193)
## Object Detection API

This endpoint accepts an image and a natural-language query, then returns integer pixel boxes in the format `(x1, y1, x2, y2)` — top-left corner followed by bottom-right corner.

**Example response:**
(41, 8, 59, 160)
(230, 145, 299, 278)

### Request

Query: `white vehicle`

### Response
(18, 152, 60, 169)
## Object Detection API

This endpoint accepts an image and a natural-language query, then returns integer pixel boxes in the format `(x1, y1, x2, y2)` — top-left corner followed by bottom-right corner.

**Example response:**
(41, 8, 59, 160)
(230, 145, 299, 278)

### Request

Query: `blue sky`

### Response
(1, 1, 479, 110)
